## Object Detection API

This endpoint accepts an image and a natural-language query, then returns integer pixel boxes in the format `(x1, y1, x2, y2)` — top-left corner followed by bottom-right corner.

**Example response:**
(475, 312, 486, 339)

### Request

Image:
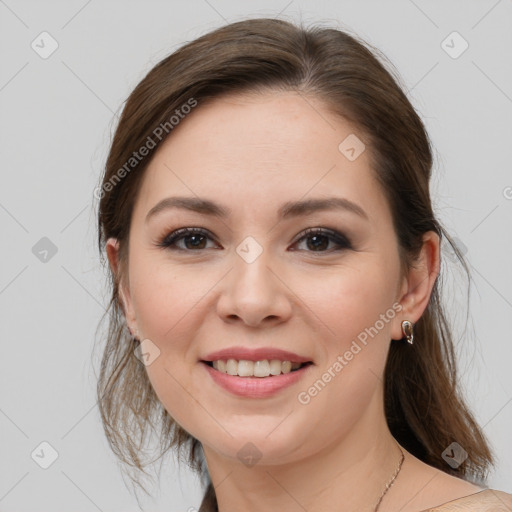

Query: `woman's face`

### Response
(108, 91, 412, 465)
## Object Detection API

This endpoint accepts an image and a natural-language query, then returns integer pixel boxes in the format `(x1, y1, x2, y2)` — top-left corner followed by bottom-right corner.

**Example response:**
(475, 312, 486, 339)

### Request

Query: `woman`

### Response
(95, 17, 512, 511)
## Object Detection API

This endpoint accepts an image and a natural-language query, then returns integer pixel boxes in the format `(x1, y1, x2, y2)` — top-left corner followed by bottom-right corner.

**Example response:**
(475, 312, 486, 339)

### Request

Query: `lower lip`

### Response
(201, 362, 313, 398)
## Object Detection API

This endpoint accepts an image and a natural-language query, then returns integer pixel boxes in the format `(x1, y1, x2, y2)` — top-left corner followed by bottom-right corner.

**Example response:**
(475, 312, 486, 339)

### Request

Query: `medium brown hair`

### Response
(94, 17, 495, 511)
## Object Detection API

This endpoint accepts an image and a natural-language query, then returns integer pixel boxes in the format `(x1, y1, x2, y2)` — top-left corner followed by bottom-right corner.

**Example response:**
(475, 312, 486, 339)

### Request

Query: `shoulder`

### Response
(424, 489, 512, 511)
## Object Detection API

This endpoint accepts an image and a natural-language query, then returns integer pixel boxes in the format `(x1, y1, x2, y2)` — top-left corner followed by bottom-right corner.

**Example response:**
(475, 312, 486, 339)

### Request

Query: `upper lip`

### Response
(201, 346, 313, 364)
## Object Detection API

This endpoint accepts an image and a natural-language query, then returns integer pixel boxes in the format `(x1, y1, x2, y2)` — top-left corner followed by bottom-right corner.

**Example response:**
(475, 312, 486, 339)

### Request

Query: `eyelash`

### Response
(156, 227, 352, 254)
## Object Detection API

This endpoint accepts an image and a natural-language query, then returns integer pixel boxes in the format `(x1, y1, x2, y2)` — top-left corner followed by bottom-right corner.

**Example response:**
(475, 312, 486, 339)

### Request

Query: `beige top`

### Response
(420, 489, 512, 511)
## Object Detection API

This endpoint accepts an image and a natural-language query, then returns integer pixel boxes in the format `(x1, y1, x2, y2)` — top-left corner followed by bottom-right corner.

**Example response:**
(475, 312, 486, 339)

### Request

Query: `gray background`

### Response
(1, 0, 511, 510)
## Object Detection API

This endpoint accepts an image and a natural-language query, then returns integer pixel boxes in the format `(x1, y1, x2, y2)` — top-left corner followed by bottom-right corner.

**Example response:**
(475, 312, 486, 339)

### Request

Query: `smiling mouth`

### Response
(201, 360, 313, 378)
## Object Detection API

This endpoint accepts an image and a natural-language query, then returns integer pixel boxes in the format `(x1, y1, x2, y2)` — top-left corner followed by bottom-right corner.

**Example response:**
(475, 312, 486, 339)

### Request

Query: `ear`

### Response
(391, 231, 441, 341)
(105, 237, 138, 338)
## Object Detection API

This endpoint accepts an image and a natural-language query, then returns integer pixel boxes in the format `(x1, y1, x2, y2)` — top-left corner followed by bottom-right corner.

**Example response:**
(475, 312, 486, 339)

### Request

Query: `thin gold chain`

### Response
(373, 444, 405, 512)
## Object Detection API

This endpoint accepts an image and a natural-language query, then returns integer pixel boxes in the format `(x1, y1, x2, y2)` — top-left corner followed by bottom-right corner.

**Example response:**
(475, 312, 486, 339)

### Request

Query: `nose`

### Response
(216, 249, 293, 328)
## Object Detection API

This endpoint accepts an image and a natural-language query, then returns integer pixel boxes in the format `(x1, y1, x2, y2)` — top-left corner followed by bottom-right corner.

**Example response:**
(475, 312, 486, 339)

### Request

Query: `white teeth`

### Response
(226, 359, 238, 376)
(269, 359, 283, 375)
(237, 360, 254, 377)
(253, 360, 270, 377)
(211, 359, 304, 377)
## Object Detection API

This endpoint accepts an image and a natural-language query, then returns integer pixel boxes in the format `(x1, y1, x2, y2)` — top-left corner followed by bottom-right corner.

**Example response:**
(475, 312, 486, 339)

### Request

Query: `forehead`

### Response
(134, 91, 390, 224)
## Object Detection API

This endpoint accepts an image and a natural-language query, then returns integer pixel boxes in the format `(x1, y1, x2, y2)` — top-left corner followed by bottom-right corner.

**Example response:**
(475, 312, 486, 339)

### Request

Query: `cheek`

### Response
(128, 256, 217, 396)
(302, 260, 399, 349)
(292, 265, 398, 442)
(129, 264, 211, 436)
(129, 255, 207, 344)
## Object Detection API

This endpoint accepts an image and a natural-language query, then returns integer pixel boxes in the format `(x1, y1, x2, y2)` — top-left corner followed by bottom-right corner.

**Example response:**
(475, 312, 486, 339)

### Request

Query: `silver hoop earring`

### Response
(401, 320, 414, 345)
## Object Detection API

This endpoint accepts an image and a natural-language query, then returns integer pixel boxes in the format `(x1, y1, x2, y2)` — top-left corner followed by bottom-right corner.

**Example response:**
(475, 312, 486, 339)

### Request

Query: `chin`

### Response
(200, 423, 312, 467)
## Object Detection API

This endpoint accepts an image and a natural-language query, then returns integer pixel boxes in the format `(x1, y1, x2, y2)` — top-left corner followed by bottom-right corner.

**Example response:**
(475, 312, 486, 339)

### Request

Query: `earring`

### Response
(128, 326, 140, 343)
(401, 320, 414, 345)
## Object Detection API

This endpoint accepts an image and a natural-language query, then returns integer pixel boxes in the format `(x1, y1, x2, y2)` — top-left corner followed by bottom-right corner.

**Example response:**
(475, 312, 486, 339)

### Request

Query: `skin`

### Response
(106, 91, 481, 511)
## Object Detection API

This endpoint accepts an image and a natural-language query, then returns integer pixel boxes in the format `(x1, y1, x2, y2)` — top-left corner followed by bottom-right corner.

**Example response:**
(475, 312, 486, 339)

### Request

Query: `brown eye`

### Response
(292, 228, 352, 253)
(158, 228, 218, 251)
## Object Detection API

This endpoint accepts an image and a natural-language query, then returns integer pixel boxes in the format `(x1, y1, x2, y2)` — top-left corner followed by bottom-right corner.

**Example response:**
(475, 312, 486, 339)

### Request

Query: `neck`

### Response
(202, 389, 405, 512)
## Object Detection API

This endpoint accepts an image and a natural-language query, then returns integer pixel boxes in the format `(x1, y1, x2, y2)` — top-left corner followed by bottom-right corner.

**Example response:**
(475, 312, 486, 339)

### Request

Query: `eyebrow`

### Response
(145, 196, 369, 223)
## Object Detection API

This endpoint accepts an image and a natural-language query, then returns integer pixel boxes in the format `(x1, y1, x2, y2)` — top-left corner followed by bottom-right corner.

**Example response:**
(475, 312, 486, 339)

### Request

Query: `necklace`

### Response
(372, 444, 405, 512)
